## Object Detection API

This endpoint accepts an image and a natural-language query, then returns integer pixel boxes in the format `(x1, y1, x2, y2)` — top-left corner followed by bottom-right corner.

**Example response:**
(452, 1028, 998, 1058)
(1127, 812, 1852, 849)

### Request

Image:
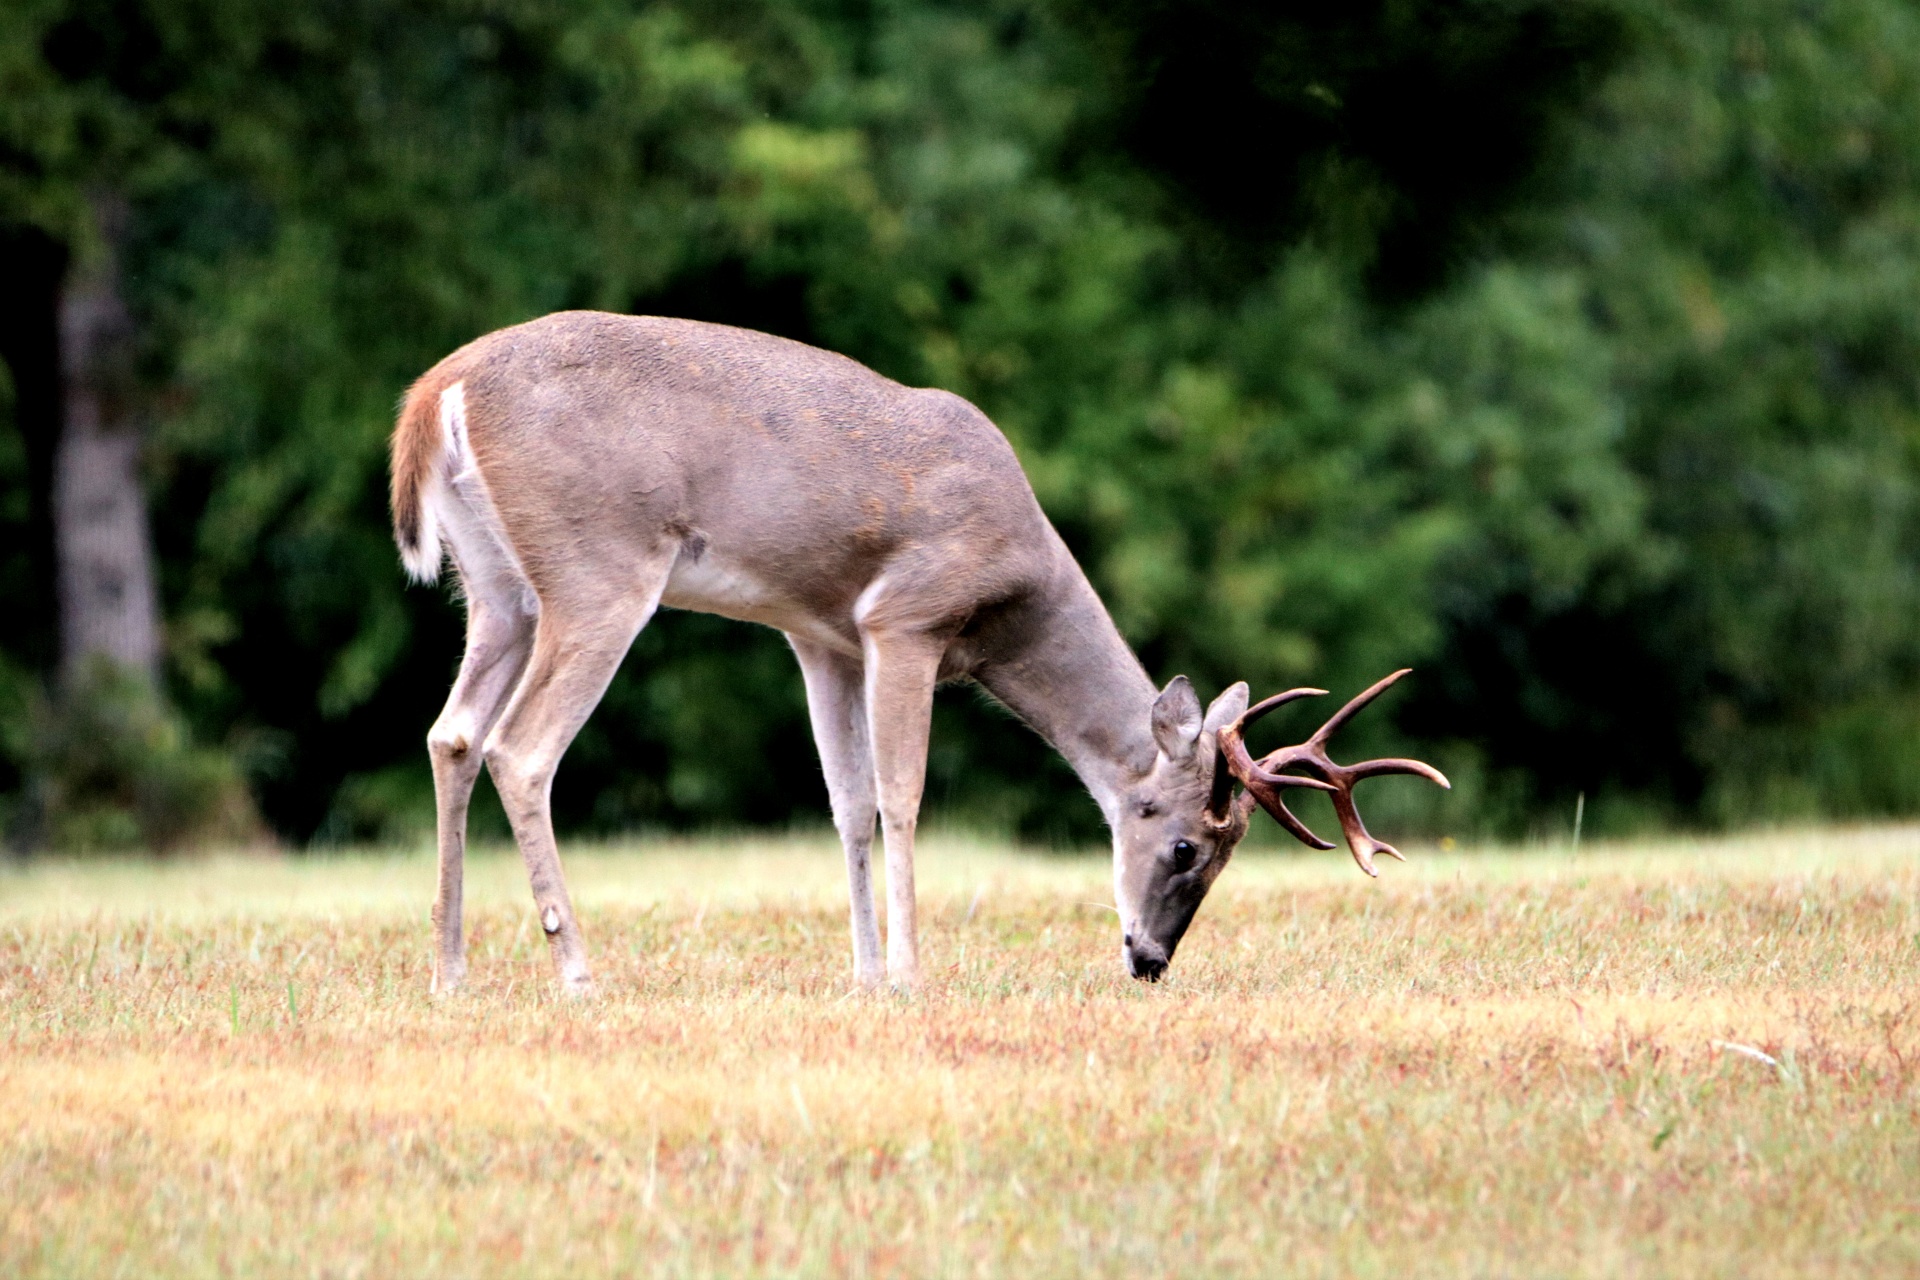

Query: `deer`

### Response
(389, 311, 1448, 994)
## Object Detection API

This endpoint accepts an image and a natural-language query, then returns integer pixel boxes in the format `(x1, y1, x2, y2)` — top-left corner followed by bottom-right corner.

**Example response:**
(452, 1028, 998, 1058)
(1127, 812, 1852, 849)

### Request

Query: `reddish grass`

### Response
(3, 830, 1917, 1276)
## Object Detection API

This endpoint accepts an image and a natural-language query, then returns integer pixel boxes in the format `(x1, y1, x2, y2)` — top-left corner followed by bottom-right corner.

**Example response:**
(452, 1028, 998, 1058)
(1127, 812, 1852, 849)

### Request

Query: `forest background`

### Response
(3, 0, 1919, 852)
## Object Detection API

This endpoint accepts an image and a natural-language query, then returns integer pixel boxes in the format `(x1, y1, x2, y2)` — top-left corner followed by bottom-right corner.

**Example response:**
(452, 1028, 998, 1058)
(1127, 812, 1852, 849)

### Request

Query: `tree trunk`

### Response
(0, 225, 66, 674)
(54, 193, 160, 684)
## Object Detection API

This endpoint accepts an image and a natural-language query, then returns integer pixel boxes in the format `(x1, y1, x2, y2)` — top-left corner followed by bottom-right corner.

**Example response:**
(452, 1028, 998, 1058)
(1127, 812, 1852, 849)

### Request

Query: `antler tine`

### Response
(1346, 757, 1452, 788)
(1246, 777, 1338, 850)
(1329, 756, 1451, 876)
(1236, 686, 1328, 731)
(1328, 787, 1399, 878)
(1305, 668, 1412, 748)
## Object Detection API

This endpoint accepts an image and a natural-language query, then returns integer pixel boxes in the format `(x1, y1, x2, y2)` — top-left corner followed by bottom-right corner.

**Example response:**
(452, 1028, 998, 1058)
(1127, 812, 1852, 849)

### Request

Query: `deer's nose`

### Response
(1125, 937, 1169, 982)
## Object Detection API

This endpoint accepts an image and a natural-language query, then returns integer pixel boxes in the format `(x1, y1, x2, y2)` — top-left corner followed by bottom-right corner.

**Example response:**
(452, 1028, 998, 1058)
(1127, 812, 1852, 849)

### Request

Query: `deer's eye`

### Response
(1170, 839, 1197, 871)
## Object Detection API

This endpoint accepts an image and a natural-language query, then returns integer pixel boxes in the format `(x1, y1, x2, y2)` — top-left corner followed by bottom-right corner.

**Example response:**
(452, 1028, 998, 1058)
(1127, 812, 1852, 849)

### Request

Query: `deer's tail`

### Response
(390, 371, 456, 584)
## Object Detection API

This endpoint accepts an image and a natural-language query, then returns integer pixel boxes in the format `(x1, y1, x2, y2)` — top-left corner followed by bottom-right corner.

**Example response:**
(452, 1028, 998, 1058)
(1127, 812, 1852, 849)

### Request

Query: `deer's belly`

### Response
(660, 552, 859, 656)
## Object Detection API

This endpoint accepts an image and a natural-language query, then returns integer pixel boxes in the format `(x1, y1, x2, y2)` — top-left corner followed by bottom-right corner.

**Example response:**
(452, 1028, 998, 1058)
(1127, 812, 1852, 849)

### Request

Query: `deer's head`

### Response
(1113, 677, 1251, 981)
(1115, 670, 1450, 981)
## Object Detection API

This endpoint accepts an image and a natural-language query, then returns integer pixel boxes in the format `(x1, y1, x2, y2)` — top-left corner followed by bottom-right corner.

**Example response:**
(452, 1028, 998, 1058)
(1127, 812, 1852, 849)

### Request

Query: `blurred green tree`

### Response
(0, 0, 1917, 849)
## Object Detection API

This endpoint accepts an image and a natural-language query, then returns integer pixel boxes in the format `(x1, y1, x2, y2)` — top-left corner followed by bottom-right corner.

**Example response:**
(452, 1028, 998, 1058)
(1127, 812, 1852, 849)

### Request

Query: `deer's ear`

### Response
(1203, 682, 1249, 735)
(1152, 676, 1205, 762)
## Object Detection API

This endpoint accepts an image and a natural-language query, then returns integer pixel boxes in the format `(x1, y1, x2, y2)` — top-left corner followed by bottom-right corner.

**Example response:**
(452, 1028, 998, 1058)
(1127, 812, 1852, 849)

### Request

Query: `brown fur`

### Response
(389, 370, 449, 575)
(394, 312, 1253, 992)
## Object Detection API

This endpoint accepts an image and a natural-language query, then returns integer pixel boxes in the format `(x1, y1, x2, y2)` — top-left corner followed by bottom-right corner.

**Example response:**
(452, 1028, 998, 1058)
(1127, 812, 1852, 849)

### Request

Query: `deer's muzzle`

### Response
(1123, 932, 1170, 982)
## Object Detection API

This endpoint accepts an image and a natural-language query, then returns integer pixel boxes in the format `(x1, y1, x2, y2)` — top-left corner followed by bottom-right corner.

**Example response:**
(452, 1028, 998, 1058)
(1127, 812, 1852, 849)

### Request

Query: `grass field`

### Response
(4, 827, 1918, 1277)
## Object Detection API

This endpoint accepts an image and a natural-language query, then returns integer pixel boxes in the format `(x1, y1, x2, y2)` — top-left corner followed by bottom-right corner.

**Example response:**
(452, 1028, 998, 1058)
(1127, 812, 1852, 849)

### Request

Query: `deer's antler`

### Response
(1215, 669, 1450, 877)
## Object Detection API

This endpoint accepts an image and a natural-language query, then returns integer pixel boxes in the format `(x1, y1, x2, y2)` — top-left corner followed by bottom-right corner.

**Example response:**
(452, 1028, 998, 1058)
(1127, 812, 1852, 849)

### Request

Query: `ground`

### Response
(3, 827, 1917, 1277)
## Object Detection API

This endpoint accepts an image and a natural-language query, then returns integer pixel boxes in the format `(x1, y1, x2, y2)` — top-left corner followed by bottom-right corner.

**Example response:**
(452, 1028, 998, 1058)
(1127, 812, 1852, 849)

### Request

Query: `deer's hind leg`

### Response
(426, 581, 536, 995)
(482, 561, 672, 994)
(789, 636, 883, 989)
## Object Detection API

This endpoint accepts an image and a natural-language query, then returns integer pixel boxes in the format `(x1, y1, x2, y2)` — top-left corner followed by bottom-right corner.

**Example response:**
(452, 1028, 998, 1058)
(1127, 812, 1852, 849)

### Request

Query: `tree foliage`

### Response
(2, 0, 1917, 846)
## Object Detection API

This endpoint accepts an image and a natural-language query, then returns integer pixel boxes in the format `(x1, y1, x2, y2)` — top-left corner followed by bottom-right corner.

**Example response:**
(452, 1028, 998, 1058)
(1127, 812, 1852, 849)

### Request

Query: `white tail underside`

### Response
(405, 381, 538, 619)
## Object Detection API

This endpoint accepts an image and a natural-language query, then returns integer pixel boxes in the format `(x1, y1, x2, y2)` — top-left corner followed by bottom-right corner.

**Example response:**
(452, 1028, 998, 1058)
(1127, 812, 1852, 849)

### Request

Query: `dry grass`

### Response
(4, 826, 1919, 1277)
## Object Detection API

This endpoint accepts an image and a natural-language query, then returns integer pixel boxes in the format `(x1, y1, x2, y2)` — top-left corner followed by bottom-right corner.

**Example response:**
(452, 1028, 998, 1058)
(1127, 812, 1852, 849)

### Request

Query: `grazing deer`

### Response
(390, 312, 1446, 993)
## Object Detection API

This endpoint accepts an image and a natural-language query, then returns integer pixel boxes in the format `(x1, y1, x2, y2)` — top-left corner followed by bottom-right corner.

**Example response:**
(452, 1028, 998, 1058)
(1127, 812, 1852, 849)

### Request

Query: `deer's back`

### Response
(434, 311, 1062, 647)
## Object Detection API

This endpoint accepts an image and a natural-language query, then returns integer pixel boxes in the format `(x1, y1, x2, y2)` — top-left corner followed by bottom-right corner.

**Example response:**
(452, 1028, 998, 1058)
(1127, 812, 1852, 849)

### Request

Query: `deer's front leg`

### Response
(789, 637, 883, 989)
(860, 629, 946, 992)
(425, 595, 534, 995)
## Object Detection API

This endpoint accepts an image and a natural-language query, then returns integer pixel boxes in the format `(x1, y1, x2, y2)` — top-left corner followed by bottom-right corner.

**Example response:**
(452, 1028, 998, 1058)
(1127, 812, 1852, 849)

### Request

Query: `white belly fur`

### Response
(661, 549, 858, 656)
(662, 550, 779, 614)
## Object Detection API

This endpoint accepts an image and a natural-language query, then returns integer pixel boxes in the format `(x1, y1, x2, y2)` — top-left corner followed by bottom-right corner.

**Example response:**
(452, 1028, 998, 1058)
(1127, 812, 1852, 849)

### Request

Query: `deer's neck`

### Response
(977, 558, 1159, 828)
